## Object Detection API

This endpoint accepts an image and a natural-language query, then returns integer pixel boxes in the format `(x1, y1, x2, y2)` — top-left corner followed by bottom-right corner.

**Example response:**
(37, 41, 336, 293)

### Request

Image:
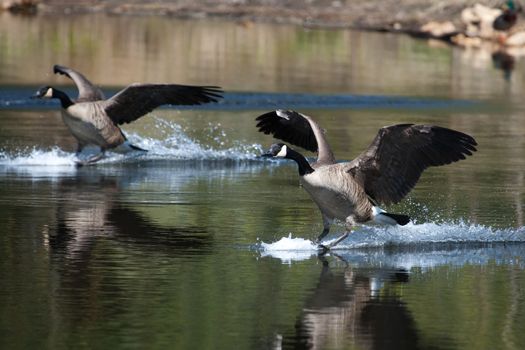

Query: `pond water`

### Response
(1, 13, 525, 350)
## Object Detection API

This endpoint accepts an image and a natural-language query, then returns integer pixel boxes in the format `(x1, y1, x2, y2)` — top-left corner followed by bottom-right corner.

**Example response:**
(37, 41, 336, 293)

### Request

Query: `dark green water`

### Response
(1, 13, 525, 350)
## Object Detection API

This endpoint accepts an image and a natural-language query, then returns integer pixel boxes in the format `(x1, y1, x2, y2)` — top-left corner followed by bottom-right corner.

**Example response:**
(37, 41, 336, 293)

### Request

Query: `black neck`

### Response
(52, 89, 74, 109)
(286, 148, 314, 176)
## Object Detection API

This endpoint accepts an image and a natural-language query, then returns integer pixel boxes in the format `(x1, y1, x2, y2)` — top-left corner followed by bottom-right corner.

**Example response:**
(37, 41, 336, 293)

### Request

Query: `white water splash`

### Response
(335, 221, 525, 247)
(259, 234, 318, 263)
(0, 147, 77, 166)
(125, 118, 262, 160)
(259, 221, 525, 265)
(0, 119, 263, 170)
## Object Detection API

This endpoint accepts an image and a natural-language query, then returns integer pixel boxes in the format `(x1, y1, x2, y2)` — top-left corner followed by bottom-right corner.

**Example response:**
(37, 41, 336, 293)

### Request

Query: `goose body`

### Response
(257, 110, 477, 249)
(33, 65, 223, 164)
(301, 164, 372, 225)
(60, 102, 125, 150)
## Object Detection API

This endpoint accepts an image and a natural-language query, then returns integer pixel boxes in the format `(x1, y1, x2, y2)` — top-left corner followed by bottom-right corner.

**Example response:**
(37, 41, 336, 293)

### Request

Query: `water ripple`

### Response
(1, 89, 475, 111)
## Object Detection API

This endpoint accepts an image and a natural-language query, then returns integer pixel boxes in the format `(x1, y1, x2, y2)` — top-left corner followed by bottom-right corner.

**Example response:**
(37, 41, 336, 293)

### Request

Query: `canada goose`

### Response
(257, 110, 477, 250)
(32, 66, 223, 165)
(53, 64, 105, 102)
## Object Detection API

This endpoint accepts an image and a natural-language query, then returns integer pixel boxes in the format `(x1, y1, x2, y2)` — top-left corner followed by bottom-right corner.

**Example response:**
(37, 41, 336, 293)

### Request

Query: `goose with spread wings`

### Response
(32, 65, 223, 165)
(257, 110, 477, 250)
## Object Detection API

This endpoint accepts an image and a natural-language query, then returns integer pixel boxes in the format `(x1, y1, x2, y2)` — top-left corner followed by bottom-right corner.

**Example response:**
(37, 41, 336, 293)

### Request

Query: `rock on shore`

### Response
(7, 0, 525, 49)
(28, 0, 505, 33)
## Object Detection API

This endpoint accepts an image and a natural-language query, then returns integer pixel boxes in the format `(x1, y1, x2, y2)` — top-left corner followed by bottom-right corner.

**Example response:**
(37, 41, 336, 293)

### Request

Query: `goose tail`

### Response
(372, 206, 410, 226)
(128, 143, 148, 152)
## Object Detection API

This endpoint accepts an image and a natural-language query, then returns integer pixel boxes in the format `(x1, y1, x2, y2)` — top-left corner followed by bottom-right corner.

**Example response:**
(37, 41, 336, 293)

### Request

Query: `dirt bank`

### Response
(24, 0, 505, 33)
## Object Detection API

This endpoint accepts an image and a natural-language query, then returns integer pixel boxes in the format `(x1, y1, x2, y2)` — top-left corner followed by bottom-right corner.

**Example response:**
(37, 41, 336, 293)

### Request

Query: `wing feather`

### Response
(101, 84, 223, 125)
(53, 64, 105, 102)
(255, 110, 318, 152)
(345, 124, 477, 205)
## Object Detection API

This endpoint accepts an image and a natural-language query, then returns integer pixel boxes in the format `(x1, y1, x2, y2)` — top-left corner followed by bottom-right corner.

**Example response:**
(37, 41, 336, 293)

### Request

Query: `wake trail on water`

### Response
(0, 119, 263, 170)
(259, 221, 525, 266)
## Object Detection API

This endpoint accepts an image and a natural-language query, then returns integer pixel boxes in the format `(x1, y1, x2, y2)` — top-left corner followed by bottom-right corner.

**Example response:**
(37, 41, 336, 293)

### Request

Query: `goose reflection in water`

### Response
(44, 171, 213, 262)
(36, 171, 214, 325)
(276, 255, 449, 350)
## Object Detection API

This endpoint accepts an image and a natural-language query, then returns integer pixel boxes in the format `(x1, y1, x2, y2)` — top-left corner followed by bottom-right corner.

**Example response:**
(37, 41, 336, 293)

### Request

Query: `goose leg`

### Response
(316, 214, 334, 252)
(318, 216, 354, 251)
(322, 232, 350, 249)
(75, 143, 85, 155)
(316, 214, 333, 243)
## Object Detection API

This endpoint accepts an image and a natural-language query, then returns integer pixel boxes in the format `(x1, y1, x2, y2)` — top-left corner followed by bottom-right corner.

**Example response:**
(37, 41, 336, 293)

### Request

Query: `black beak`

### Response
(260, 152, 273, 158)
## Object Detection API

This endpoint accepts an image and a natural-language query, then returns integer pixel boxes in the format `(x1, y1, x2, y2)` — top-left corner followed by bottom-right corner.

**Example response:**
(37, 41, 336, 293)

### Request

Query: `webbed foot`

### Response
(320, 232, 350, 251)
(317, 243, 330, 254)
(75, 152, 105, 167)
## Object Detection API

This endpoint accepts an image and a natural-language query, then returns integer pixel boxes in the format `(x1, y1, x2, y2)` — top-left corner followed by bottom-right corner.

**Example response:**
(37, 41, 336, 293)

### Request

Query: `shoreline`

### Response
(4, 1, 503, 34)
(6, 0, 525, 52)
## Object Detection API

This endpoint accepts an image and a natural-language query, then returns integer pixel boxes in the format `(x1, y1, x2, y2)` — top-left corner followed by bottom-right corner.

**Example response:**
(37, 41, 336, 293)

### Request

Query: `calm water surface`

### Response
(1, 13, 525, 350)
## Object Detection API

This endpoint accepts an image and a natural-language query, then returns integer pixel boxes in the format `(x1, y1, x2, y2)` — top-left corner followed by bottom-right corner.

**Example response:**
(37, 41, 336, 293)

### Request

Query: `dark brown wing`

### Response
(255, 110, 318, 152)
(53, 64, 105, 102)
(345, 124, 477, 205)
(102, 84, 223, 125)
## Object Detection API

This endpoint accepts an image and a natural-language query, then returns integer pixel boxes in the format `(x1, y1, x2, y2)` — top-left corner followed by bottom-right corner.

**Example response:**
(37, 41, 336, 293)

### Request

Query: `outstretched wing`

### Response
(53, 64, 105, 102)
(345, 124, 477, 205)
(256, 110, 318, 152)
(102, 84, 223, 125)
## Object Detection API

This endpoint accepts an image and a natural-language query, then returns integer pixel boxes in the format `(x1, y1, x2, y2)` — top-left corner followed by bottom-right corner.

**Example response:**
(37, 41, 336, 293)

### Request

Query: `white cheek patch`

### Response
(276, 145, 287, 157)
(44, 88, 53, 98)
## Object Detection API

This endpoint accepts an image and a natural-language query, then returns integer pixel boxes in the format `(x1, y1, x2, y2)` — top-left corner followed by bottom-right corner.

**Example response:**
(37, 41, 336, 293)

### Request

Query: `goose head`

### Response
(31, 86, 74, 108)
(31, 86, 55, 99)
(262, 142, 314, 176)
(262, 143, 289, 158)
